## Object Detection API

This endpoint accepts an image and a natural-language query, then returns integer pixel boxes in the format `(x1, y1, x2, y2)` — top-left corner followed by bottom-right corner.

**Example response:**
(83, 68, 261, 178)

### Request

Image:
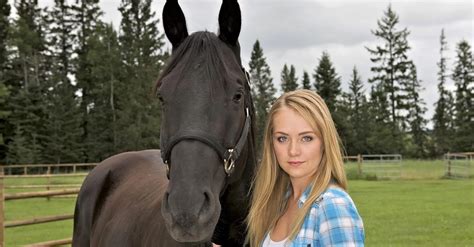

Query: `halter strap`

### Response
(161, 108, 250, 177)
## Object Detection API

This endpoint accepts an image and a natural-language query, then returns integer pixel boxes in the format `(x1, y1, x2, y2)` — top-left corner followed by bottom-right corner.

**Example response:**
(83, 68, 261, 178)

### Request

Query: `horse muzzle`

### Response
(161, 187, 221, 242)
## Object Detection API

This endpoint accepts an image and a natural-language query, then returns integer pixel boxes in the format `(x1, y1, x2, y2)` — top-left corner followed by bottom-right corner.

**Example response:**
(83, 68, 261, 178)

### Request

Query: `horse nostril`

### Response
(163, 192, 170, 210)
(201, 190, 212, 213)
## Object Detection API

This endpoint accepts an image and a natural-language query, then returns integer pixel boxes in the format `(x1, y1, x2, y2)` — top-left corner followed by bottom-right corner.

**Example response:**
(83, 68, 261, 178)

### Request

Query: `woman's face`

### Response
(272, 106, 323, 187)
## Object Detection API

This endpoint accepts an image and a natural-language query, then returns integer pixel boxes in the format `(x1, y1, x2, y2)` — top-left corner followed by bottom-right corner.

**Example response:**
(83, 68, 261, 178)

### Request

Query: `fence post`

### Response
(357, 154, 362, 177)
(0, 166, 4, 247)
(447, 160, 452, 177)
(46, 167, 51, 201)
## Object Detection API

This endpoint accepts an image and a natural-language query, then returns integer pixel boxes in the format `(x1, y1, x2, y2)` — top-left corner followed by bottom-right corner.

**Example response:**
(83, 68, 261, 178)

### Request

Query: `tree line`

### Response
(0, 0, 167, 164)
(249, 6, 473, 158)
(0, 2, 472, 164)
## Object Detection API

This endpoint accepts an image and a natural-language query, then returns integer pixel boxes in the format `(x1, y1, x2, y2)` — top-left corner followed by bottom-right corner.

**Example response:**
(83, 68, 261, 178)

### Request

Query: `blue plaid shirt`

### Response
(287, 186, 364, 247)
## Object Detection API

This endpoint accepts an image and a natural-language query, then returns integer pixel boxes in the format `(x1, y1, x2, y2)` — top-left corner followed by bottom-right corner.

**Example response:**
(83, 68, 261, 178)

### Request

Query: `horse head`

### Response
(157, 0, 253, 243)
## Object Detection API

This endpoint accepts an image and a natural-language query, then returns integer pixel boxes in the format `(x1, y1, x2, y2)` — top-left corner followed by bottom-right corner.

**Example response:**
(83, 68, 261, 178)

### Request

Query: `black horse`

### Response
(72, 0, 256, 246)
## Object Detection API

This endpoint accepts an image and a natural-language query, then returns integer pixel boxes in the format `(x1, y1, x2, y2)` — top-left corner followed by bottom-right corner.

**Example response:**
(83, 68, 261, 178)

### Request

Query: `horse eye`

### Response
(157, 94, 164, 103)
(233, 92, 243, 102)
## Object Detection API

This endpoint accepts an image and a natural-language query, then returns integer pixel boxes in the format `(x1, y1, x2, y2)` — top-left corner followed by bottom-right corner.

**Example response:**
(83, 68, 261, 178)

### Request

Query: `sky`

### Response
(38, 0, 473, 128)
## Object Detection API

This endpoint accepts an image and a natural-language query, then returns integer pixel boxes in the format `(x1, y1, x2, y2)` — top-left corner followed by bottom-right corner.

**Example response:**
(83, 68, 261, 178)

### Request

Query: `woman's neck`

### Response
(289, 177, 313, 201)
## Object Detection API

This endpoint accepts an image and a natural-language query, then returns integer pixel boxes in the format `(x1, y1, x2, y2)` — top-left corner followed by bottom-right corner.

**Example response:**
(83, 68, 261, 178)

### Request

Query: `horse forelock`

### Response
(155, 31, 241, 100)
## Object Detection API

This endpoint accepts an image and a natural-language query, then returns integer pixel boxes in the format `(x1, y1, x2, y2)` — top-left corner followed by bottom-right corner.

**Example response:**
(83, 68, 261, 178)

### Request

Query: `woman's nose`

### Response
(289, 140, 301, 156)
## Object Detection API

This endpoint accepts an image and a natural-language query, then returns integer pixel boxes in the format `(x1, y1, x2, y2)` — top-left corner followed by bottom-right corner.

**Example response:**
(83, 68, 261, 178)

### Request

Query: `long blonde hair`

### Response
(246, 89, 347, 246)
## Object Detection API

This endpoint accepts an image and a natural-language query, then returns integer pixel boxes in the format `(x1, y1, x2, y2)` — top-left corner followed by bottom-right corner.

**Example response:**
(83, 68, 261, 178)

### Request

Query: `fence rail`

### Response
(5, 214, 74, 228)
(361, 154, 402, 162)
(5, 184, 81, 189)
(3, 173, 88, 179)
(5, 188, 80, 201)
(24, 238, 72, 247)
(2, 163, 98, 176)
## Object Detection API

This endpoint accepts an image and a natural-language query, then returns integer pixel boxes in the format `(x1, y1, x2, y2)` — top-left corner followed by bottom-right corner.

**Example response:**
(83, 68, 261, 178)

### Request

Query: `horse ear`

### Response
(163, 0, 188, 49)
(218, 0, 241, 46)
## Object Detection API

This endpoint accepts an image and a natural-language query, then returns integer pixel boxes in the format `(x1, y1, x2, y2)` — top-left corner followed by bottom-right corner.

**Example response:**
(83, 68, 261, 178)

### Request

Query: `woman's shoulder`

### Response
(314, 186, 358, 216)
(313, 186, 362, 223)
(320, 186, 355, 205)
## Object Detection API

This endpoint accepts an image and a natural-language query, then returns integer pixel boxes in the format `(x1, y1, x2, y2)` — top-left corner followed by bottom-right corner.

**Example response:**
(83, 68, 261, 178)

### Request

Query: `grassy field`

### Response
(350, 179, 474, 246)
(3, 160, 473, 246)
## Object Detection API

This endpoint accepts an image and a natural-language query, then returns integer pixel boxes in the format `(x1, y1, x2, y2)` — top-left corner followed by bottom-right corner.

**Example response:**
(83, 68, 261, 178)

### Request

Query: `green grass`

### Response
(3, 161, 474, 246)
(349, 179, 474, 246)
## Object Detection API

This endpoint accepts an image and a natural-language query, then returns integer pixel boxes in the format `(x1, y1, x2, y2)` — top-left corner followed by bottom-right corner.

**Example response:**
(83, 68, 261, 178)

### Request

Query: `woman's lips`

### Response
(288, 161, 304, 167)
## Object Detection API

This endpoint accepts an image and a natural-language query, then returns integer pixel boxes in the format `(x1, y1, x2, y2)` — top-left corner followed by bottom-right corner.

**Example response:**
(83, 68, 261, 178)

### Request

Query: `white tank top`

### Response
(262, 233, 288, 247)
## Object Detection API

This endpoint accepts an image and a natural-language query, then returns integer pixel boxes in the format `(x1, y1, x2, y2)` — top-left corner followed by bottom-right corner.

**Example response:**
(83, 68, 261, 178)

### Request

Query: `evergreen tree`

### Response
(280, 64, 298, 92)
(366, 84, 397, 153)
(72, 0, 103, 161)
(432, 29, 454, 155)
(5, 0, 49, 164)
(249, 40, 276, 156)
(404, 63, 428, 157)
(366, 5, 413, 153)
(301, 70, 311, 90)
(312, 51, 349, 151)
(41, 0, 83, 163)
(345, 67, 370, 154)
(85, 23, 123, 161)
(313, 51, 341, 113)
(452, 40, 474, 151)
(0, 83, 8, 147)
(5, 126, 35, 164)
(0, 0, 11, 152)
(0, 0, 10, 70)
(116, 0, 166, 152)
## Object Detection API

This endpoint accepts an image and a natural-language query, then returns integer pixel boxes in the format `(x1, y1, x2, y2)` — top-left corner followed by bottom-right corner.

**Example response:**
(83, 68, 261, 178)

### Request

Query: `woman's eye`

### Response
(302, 136, 313, 142)
(276, 136, 287, 143)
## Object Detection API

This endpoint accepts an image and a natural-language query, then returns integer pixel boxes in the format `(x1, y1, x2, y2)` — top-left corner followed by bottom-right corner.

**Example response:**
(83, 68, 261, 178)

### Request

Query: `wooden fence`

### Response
(0, 163, 96, 247)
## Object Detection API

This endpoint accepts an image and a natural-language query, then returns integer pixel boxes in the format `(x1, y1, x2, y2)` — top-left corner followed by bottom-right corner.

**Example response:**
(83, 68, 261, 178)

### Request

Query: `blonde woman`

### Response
(247, 89, 364, 246)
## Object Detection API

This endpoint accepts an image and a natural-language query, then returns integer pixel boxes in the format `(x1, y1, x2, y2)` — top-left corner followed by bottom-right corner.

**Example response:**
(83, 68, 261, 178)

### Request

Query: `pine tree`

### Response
(280, 64, 298, 92)
(366, 5, 413, 153)
(41, 0, 83, 163)
(85, 23, 123, 161)
(0, 0, 10, 70)
(312, 51, 349, 151)
(5, 0, 49, 164)
(249, 40, 276, 156)
(345, 67, 369, 154)
(404, 63, 428, 157)
(432, 29, 454, 155)
(366, 84, 396, 153)
(301, 70, 311, 90)
(313, 51, 341, 113)
(72, 0, 103, 161)
(452, 40, 474, 151)
(0, 0, 11, 153)
(116, 0, 166, 152)
(0, 83, 8, 147)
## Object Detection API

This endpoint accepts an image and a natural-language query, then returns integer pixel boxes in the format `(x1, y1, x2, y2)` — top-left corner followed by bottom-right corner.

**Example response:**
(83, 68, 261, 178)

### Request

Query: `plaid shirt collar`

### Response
(296, 179, 336, 208)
